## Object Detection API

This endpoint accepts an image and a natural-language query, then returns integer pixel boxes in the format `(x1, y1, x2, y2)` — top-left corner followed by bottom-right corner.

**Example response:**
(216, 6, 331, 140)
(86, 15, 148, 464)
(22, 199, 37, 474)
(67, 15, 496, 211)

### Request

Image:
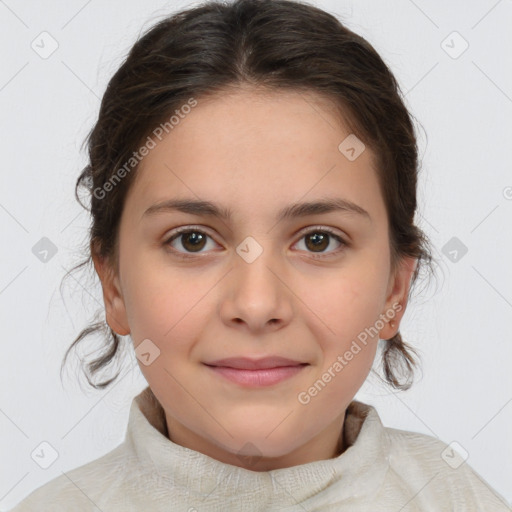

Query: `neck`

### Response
(163, 410, 347, 471)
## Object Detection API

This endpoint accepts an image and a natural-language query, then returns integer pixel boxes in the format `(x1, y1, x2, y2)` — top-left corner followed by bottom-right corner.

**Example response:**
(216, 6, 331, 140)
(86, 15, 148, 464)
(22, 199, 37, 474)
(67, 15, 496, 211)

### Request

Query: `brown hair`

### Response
(61, 0, 434, 391)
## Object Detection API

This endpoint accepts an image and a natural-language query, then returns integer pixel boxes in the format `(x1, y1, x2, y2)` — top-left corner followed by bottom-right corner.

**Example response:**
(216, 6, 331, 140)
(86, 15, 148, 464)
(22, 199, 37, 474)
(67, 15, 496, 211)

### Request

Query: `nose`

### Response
(219, 247, 293, 334)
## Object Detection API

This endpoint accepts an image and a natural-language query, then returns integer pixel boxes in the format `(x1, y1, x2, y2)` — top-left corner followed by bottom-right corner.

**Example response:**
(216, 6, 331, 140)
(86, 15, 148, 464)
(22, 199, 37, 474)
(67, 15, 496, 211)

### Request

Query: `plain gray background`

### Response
(1, 0, 511, 508)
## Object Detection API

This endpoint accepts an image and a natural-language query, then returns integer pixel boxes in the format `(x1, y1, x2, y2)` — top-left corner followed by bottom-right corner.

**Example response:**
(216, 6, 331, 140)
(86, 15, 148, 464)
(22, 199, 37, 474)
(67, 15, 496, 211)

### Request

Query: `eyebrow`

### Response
(142, 197, 371, 223)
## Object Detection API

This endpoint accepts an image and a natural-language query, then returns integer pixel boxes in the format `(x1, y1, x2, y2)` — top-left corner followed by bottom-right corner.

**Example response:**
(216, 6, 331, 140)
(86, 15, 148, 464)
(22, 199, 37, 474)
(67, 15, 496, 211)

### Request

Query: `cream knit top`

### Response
(10, 386, 510, 511)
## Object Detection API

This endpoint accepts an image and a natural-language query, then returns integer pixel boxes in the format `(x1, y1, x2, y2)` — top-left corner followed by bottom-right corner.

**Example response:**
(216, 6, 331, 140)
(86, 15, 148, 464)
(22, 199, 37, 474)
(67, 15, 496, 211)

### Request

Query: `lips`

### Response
(203, 357, 309, 387)
(204, 356, 306, 370)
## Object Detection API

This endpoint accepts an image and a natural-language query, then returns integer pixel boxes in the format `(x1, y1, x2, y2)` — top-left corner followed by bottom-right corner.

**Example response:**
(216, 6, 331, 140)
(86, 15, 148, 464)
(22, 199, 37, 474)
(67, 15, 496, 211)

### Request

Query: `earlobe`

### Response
(379, 257, 417, 340)
(106, 276, 131, 336)
(92, 250, 131, 337)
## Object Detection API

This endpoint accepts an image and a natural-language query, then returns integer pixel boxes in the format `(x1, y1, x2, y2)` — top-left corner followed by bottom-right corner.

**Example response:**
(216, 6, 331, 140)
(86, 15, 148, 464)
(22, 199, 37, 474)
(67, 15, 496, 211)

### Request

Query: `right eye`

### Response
(164, 227, 219, 257)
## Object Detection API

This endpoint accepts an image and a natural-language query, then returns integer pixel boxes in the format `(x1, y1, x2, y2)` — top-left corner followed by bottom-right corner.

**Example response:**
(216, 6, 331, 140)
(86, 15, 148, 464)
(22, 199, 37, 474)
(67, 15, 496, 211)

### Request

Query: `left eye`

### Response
(164, 227, 346, 258)
(294, 228, 345, 256)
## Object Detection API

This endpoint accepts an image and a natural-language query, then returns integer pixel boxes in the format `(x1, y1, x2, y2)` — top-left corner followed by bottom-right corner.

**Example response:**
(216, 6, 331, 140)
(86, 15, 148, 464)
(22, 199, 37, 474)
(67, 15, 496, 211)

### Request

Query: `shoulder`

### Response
(8, 442, 140, 512)
(382, 425, 511, 510)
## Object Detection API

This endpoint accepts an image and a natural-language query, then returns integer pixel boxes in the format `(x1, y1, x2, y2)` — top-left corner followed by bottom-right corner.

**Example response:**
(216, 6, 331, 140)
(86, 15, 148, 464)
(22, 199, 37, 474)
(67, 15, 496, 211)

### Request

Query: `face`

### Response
(94, 88, 415, 471)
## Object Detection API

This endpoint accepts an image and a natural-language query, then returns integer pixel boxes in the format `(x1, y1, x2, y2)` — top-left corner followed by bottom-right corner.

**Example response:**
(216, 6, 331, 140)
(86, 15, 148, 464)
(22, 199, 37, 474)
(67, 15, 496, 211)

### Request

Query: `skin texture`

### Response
(93, 87, 416, 471)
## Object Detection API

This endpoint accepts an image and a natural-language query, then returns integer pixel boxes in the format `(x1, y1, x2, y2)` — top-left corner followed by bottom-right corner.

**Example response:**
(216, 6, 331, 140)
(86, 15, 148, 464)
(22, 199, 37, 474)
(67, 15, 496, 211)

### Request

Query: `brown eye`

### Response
(179, 231, 207, 252)
(294, 228, 346, 258)
(304, 232, 330, 252)
(164, 226, 347, 260)
(165, 229, 215, 255)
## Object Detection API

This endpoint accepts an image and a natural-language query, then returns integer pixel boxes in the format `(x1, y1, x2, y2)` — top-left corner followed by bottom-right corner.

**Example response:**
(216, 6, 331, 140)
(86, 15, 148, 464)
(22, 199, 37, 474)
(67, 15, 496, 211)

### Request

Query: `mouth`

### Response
(203, 356, 309, 387)
(204, 356, 307, 370)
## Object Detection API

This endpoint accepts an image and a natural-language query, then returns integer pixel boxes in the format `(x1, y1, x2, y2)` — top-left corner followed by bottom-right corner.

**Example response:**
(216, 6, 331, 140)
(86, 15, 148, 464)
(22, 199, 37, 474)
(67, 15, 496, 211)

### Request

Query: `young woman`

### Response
(10, 0, 510, 510)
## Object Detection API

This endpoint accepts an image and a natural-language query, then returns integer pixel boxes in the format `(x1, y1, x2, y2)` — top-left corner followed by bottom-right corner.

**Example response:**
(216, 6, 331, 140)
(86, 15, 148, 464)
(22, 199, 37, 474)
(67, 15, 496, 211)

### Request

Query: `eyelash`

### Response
(163, 225, 348, 260)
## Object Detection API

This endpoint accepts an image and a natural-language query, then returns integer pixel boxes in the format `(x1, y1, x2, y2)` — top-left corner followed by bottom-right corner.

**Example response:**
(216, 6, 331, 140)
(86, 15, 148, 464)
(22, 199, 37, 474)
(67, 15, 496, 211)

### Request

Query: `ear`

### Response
(379, 256, 417, 340)
(91, 244, 130, 336)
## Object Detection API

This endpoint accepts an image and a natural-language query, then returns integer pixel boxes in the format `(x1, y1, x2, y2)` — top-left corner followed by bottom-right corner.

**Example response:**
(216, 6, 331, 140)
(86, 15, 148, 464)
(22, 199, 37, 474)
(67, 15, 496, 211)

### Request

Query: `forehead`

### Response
(123, 88, 385, 225)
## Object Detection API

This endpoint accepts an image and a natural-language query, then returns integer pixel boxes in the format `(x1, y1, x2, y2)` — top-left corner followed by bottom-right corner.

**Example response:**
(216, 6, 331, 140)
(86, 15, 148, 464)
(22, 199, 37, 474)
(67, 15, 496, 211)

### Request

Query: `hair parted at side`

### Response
(60, 0, 435, 391)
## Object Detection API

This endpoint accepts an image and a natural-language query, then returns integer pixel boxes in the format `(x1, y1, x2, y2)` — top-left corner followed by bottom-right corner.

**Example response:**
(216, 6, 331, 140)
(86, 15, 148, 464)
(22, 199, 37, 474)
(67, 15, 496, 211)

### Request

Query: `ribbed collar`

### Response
(124, 386, 390, 508)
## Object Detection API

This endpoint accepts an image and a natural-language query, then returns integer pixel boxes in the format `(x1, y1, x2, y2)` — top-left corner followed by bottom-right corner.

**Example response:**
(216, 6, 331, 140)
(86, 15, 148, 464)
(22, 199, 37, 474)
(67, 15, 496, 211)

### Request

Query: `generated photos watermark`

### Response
(93, 97, 198, 200)
(297, 302, 403, 405)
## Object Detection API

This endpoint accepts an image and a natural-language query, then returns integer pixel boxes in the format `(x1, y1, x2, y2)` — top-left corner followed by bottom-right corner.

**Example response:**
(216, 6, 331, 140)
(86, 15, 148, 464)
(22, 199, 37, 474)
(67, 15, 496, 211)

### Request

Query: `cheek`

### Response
(299, 264, 388, 348)
(123, 270, 210, 395)
(122, 261, 206, 347)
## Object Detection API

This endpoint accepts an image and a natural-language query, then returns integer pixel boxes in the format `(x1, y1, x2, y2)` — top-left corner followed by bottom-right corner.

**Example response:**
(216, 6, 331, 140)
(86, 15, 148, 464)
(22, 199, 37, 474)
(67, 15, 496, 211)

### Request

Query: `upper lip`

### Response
(204, 357, 307, 370)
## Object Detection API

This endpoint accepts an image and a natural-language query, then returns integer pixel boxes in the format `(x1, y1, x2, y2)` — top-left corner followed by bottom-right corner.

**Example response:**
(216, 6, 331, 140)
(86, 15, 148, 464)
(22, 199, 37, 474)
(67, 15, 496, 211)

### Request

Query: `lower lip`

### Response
(205, 364, 307, 387)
